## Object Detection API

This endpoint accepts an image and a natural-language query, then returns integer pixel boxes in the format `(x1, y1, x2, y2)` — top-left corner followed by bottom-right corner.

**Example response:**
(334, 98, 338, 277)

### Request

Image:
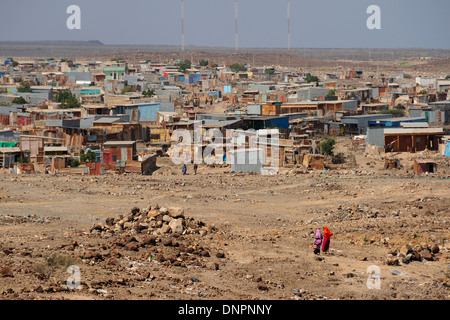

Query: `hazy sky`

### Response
(0, 0, 449, 49)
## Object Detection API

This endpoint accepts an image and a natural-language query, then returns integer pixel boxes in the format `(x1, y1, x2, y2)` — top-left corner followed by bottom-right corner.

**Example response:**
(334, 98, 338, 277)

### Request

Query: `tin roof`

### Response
(414, 159, 436, 164)
(93, 117, 126, 124)
(384, 127, 444, 135)
(103, 141, 136, 146)
(44, 146, 68, 152)
(0, 147, 21, 153)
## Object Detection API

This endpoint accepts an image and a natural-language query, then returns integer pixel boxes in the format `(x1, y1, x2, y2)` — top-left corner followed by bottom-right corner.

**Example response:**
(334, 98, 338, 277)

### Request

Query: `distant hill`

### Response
(1, 41, 449, 62)
(0, 40, 104, 46)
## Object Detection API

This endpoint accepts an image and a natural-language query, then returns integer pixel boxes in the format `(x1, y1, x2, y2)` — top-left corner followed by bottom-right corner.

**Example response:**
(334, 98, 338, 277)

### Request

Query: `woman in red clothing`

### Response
(321, 227, 333, 254)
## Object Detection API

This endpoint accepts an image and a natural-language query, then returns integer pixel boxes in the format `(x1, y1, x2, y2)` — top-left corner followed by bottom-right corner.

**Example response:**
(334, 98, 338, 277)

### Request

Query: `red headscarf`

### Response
(323, 227, 333, 239)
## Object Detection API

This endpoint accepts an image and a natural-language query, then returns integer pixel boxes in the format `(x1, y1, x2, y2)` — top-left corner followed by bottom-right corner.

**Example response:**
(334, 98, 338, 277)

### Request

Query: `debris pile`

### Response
(385, 243, 441, 266)
(79, 205, 225, 269)
(0, 214, 60, 225)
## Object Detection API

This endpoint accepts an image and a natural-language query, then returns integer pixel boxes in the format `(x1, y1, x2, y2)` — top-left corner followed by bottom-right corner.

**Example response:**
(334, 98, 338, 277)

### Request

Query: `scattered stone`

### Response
(168, 207, 184, 218)
(399, 245, 413, 256)
(0, 266, 13, 277)
(257, 284, 269, 291)
(386, 254, 399, 266)
(169, 219, 184, 234)
(430, 244, 440, 254)
(420, 249, 433, 261)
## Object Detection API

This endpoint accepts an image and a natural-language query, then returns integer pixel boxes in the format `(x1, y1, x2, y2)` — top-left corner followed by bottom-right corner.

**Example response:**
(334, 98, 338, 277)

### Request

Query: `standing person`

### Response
(313, 229, 323, 255)
(182, 164, 187, 175)
(194, 163, 198, 175)
(322, 227, 333, 254)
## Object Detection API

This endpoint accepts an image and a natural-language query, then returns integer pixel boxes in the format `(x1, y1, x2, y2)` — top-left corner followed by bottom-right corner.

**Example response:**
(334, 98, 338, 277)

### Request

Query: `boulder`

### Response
(125, 243, 139, 251)
(399, 245, 413, 256)
(430, 244, 440, 254)
(147, 209, 160, 219)
(410, 251, 422, 261)
(0, 266, 13, 277)
(142, 236, 157, 245)
(162, 238, 173, 246)
(386, 254, 399, 266)
(123, 222, 133, 230)
(105, 218, 115, 226)
(420, 249, 433, 261)
(160, 224, 171, 234)
(131, 207, 140, 216)
(168, 207, 184, 218)
(169, 219, 184, 234)
(159, 207, 169, 215)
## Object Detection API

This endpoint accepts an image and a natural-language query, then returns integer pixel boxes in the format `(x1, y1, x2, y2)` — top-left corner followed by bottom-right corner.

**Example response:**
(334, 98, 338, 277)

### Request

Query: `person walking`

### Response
(182, 164, 187, 175)
(321, 226, 333, 254)
(194, 163, 198, 175)
(313, 229, 323, 255)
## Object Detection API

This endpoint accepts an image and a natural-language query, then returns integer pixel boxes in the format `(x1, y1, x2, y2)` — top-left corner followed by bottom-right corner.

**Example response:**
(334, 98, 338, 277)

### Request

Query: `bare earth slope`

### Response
(1, 138, 449, 300)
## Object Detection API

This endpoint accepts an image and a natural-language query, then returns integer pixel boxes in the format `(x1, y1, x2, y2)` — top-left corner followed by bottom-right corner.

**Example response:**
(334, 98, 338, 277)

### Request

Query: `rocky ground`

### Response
(0, 137, 449, 300)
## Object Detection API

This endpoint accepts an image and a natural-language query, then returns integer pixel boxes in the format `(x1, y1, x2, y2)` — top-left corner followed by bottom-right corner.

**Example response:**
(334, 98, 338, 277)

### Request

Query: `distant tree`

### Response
(230, 63, 247, 73)
(70, 159, 81, 168)
(265, 68, 275, 75)
(378, 109, 405, 118)
(54, 90, 81, 109)
(445, 75, 450, 80)
(211, 63, 218, 68)
(12, 97, 28, 105)
(418, 89, 428, 95)
(17, 81, 32, 93)
(16, 155, 29, 164)
(8, 58, 19, 67)
(326, 89, 336, 97)
(80, 150, 96, 163)
(142, 88, 155, 98)
(319, 136, 337, 156)
(178, 60, 192, 73)
(199, 59, 209, 67)
(120, 86, 133, 95)
(305, 75, 319, 83)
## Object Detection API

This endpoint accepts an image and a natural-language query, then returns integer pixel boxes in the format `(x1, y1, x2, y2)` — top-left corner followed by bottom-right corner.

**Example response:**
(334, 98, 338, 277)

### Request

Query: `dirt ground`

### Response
(1, 137, 449, 301)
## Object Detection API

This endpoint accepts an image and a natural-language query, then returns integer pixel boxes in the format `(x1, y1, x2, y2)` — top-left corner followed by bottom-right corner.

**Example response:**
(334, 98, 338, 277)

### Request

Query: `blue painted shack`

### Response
(186, 74, 201, 84)
(115, 103, 161, 123)
(242, 116, 290, 130)
(368, 116, 427, 127)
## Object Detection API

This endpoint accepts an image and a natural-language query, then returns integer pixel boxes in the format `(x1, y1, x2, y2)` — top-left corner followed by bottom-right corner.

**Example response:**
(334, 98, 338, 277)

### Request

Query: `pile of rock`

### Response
(90, 205, 213, 237)
(83, 205, 224, 269)
(385, 243, 441, 266)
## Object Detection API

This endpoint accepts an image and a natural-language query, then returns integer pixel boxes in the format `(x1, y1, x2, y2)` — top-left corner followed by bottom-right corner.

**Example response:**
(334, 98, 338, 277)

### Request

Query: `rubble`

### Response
(386, 243, 442, 265)
(84, 205, 223, 269)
